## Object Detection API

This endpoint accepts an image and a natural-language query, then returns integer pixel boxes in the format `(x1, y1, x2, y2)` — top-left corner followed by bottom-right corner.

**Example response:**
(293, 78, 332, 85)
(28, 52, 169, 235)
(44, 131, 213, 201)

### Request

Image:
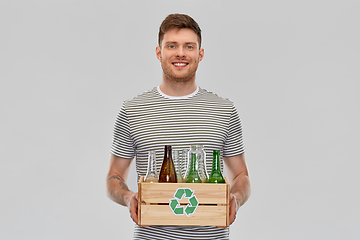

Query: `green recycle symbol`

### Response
(169, 188, 199, 217)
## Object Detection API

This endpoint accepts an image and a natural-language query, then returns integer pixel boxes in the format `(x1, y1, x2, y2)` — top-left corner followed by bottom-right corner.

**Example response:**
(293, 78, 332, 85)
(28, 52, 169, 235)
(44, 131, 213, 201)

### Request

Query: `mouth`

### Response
(172, 62, 188, 67)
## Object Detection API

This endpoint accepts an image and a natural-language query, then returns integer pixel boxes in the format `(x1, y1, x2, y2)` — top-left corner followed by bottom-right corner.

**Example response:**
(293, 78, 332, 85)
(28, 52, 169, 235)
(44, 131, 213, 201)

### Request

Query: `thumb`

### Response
(127, 192, 138, 209)
(230, 193, 240, 212)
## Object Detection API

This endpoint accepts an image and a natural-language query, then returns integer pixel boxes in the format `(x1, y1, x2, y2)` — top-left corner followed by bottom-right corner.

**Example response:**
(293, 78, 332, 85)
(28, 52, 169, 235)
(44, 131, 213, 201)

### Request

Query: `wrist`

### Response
(125, 191, 137, 208)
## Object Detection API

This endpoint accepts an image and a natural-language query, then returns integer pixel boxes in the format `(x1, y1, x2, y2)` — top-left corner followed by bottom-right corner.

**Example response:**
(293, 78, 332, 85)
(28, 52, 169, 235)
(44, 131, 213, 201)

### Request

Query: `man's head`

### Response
(158, 13, 202, 49)
(156, 14, 204, 84)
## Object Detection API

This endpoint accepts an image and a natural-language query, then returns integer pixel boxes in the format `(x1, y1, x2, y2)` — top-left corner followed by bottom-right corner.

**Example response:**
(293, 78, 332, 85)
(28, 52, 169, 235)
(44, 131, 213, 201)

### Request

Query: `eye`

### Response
(168, 45, 176, 49)
(186, 45, 194, 50)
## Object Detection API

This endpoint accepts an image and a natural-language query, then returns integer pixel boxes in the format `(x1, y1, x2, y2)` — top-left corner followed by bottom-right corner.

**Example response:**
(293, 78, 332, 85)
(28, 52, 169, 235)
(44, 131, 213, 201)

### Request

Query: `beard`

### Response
(161, 61, 199, 83)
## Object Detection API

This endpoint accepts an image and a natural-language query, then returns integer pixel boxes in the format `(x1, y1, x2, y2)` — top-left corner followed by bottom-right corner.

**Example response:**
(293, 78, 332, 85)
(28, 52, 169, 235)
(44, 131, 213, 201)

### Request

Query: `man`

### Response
(106, 13, 251, 239)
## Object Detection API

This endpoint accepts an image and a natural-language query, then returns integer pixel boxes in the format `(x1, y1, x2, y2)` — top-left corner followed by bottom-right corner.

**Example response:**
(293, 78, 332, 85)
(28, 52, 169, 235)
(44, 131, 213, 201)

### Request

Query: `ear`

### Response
(198, 48, 204, 62)
(156, 46, 162, 62)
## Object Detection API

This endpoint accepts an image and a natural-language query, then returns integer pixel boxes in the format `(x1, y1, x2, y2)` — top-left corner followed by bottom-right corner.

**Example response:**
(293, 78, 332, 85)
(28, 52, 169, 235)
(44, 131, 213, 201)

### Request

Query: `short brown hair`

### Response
(158, 13, 202, 48)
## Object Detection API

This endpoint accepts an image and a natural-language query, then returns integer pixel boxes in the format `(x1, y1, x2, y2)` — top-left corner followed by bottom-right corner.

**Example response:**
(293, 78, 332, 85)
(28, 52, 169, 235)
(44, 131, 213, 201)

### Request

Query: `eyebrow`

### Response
(165, 41, 197, 45)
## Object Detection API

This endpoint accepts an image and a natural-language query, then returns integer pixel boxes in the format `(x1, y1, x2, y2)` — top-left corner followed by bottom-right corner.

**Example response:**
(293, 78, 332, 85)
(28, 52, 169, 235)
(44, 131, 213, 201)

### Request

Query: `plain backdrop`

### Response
(1, 0, 359, 239)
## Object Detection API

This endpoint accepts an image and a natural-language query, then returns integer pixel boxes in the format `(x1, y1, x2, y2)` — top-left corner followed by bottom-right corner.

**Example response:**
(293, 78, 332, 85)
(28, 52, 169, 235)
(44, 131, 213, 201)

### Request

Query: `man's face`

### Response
(156, 28, 204, 83)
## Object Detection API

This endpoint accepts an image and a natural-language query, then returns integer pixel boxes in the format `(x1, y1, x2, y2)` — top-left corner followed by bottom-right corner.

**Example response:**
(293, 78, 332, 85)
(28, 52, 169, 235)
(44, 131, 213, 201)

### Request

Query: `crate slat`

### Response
(140, 205, 227, 227)
(141, 183, 227, 204)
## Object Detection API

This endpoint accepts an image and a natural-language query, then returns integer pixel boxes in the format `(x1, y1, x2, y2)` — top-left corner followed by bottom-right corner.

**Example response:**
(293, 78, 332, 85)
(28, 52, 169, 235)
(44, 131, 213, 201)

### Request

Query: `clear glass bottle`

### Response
(208, 150, 225, 183)
(173, 149, 184, 183)
(195, 145, 208, 183)
(159, 145, 177, 183)
(144, 150, 158, 183)
(184, 146, 194, 179)
(185, 153, 202, 183)
(182, 148, 189, 178)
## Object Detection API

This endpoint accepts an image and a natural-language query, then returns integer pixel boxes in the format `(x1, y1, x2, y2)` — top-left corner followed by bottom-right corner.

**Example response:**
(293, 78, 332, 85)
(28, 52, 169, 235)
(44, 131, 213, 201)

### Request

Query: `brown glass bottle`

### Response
(159, 145, 177, 183)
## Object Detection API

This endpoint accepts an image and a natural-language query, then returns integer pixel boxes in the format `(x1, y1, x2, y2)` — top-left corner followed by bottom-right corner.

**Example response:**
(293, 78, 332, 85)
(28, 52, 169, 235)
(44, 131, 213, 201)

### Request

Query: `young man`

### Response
(106, 13, 251, 239)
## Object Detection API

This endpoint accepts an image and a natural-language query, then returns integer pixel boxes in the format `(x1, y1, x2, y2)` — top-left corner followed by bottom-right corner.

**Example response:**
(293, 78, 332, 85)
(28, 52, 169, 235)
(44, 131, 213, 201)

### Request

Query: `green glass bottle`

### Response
(208, 150, 225, 183)
(185, 153, 202, 183)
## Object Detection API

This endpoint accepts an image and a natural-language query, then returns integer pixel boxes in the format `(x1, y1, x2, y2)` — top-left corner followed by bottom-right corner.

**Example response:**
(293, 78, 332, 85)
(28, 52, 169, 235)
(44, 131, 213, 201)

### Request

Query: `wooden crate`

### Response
(138, 176, 230, 227)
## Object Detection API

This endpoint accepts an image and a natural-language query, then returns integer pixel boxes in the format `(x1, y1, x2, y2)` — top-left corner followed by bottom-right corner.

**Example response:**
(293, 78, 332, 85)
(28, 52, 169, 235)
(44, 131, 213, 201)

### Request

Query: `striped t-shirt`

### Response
(111, 86, 245, 240)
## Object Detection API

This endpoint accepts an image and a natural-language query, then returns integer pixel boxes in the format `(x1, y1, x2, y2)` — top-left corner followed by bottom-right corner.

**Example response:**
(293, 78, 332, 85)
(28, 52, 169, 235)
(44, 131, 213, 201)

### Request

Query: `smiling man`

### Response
(156, 27, 204, 96)
(106, 13, 251, 240)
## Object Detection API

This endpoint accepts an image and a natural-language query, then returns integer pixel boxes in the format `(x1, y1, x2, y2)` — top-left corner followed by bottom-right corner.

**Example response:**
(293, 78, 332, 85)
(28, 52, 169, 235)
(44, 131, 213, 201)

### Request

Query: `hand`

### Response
(127, 192, 139, 224)
(229, 193, 240, 226)
(216, 193, 240, 228)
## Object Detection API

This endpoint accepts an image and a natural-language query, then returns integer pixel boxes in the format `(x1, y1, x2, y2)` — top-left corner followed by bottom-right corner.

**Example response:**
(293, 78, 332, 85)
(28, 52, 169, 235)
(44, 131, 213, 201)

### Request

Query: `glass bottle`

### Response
(195, 145, 208, 183)
(184, 146, 193, 179)
(185, 153, 202, 183)
(173, 149, 184, 183)
(144, 150, 158, 183)
(208, 150, 225, 183)
(182, 148, 189, 178)
(159, 145, 177, 183)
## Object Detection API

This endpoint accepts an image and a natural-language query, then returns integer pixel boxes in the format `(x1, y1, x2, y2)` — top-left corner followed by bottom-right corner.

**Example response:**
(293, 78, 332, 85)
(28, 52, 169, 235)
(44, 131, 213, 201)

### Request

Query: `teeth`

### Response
(173, 63, 187, 66)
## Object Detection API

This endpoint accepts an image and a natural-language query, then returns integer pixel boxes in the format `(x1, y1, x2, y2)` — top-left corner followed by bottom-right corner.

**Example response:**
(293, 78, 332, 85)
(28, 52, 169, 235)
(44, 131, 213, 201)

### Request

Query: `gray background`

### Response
(1, 0, 359, 239)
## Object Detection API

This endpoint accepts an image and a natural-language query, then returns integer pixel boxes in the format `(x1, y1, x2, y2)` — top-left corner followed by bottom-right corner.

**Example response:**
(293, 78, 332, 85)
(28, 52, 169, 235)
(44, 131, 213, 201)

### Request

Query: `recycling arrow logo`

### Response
(169, 188, 199, 217)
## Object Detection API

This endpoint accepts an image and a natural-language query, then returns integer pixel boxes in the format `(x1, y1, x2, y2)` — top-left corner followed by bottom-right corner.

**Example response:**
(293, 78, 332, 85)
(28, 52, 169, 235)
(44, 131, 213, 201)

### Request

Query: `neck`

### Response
(160, 75, 197, 97)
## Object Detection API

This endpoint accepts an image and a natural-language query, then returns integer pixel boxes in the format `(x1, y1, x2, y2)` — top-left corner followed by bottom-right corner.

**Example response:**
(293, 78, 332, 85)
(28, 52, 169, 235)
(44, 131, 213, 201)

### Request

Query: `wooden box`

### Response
(137, 176, 230, 227)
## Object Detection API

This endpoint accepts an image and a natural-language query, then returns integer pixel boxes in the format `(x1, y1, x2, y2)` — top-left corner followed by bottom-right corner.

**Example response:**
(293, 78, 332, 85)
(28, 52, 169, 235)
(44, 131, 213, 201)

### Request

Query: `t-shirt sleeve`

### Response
(110, 103, 136, 159)
(223, 105, 245, 157)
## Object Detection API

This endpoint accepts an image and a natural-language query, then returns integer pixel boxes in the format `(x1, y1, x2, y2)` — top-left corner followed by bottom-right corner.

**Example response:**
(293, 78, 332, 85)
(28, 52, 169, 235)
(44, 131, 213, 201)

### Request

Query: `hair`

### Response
(158, 13, 202, 48)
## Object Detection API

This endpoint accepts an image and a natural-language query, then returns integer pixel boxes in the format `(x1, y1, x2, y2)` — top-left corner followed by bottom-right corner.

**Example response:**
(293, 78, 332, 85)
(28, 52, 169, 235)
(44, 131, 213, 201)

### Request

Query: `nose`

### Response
(176, 47, 185, 58)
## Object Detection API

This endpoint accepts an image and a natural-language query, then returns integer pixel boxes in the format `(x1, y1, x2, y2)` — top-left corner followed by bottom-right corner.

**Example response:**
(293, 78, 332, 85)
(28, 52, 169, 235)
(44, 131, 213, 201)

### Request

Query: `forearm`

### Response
(106, 175, 135, 207)
(224, 154, 251, 209)
(230, 174, 251, 208)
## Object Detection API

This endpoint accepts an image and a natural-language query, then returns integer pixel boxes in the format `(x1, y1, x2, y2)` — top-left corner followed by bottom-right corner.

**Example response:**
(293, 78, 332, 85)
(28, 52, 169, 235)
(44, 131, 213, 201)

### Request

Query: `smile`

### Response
(172, 62, 188, 67)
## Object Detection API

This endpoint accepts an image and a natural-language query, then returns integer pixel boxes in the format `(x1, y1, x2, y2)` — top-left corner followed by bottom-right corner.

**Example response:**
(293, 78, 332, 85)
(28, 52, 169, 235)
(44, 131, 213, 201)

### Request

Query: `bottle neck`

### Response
(149, 156, 156, 171)
(164, 145, 172, 160)
(212, 151, 221, 171)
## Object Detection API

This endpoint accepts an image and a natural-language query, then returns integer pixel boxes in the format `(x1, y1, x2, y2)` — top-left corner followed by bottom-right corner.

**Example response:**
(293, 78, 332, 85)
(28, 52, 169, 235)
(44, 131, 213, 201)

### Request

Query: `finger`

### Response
(216, 225, 227, 228)
(129, 194, 139, 224)
(130, 208, 138, 224)
(228, 196, 237, 225)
